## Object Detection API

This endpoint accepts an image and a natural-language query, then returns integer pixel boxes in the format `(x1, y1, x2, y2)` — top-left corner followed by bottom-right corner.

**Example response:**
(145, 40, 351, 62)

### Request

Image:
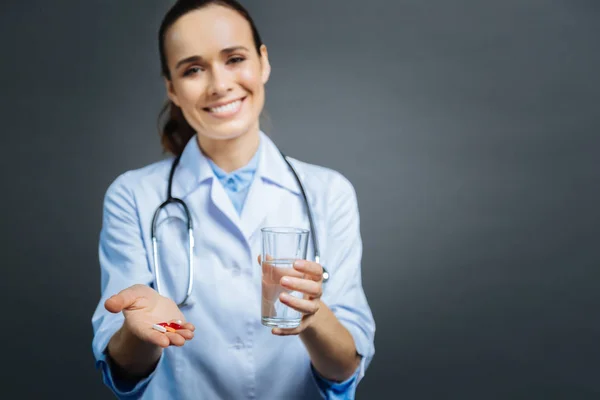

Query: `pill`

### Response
(152, 324, 167, 333)
(168, 322, 183, 330)
(158, 322, 169, 327)
(165, 326, 177, 333)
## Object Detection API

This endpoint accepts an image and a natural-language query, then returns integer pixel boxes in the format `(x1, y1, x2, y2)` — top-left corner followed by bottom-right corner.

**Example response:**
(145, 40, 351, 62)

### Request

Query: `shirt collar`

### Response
(206, 144, 260, 192)
(206, 143, 260, 180)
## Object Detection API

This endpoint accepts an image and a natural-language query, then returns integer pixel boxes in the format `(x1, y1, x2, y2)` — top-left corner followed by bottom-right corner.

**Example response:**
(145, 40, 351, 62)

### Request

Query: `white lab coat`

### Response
(91, 131, 375, 399)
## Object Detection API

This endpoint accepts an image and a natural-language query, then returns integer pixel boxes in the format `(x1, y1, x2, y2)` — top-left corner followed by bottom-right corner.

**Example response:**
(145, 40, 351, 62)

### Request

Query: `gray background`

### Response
(1, 0, 599, 398)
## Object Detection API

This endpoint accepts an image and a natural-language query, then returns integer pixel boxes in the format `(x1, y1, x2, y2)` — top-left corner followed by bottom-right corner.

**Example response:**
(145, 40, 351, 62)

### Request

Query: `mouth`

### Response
(203, 97, 246, 118)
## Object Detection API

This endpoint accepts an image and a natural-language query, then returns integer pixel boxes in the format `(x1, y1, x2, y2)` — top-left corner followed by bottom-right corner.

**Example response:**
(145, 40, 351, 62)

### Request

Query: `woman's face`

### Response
(163, 5, 270, 141)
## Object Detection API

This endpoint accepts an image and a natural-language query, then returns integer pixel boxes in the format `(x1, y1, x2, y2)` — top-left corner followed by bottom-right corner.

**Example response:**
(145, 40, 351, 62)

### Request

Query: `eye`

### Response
(183, 66, 203, 77)
(227, 56, 246, 65)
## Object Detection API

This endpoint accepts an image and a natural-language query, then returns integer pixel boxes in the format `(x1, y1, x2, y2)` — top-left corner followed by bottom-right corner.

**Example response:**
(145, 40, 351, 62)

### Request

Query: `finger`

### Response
(293, 260, 323, 281)
(105, 285, 147, 313)
(180, 322, 196, 332)
(166, 332, 186, 347)
(279, 292, 320, 315)
(146, 330, 171, 348)
(271, 315, 314, 336)
(280, 276, 322, 298)
(175, 329, 195, 340)
(272, 326, 303, 336)
(169, 319, 196, 332)
(268, 266, 303, 282)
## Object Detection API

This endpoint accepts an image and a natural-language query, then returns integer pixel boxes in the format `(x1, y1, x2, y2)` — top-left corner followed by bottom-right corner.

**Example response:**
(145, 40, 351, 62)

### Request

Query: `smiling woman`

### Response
(158, 1, 269, 166)
(91, 1, 375, 399)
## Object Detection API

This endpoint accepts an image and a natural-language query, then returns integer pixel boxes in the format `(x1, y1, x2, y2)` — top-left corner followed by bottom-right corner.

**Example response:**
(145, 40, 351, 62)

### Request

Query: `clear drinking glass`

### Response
(261, 227, 309, 328)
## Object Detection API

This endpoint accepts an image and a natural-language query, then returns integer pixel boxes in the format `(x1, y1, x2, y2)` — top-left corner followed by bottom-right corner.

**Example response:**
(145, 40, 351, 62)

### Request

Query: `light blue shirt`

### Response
(206, 146, 260, 215)
(91, 132, 375, 399)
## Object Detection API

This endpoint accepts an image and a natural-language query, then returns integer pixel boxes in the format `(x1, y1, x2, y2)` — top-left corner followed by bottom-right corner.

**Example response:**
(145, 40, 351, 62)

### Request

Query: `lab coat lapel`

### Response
(166, 135, 247, 239)
(169, 135, 214, 200)
(239, 133, 302, 240)
(210, 178, 242, 228)
(167, 132, 302, 241)
(239, 176, 283, 240)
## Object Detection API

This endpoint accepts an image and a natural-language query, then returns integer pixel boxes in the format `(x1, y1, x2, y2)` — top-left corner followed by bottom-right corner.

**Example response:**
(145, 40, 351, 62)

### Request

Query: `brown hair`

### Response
(157, 0, 264, 156)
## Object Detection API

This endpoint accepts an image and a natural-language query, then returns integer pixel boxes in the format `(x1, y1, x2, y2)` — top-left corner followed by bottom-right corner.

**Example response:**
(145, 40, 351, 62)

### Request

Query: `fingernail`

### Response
(281, 277, 290, 285)
(294, 260, 305, 267)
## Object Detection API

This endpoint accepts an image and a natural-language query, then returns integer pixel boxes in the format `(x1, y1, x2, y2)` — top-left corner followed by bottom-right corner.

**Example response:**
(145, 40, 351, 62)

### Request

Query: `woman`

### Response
(91, 1, 375, 399)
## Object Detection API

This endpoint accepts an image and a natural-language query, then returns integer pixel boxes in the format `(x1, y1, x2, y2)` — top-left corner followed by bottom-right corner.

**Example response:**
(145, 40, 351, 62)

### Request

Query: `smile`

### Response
(204, 97, 245, 117)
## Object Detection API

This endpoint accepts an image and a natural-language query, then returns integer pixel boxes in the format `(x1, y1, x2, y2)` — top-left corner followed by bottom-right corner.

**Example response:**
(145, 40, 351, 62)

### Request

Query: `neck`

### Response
(197, 128, 260, 173)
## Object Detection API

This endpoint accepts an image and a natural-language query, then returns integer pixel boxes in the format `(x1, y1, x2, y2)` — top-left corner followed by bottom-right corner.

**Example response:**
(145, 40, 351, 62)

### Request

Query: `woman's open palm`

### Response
(105, 284, 195, 348)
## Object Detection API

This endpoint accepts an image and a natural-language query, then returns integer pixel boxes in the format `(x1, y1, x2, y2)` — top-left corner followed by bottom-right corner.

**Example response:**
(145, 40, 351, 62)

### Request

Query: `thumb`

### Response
(104, 284, 147, 313)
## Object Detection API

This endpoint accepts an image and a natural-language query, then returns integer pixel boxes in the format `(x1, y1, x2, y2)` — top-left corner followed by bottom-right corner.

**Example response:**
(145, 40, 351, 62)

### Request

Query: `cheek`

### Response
(176, 82, 205, 107)
(239, 67, 263, 91)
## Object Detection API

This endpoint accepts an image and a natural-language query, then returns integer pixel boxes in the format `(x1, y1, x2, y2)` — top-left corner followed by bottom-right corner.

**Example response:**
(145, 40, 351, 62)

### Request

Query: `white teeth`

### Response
(209, 100, 242, 114)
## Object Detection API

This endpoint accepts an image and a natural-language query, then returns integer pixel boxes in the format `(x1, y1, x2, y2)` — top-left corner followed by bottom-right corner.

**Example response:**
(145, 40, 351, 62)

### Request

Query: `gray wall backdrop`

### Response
(1, 0, 599, 398)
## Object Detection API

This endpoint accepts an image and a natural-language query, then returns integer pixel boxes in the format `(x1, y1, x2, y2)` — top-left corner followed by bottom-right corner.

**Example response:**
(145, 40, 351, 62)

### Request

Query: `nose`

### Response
(207, 65, 233, 97)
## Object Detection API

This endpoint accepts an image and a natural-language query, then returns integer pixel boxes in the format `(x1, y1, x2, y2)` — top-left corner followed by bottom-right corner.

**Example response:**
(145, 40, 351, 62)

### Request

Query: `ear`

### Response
(259, 44, 271, 85)
(164, 78, 181, 107)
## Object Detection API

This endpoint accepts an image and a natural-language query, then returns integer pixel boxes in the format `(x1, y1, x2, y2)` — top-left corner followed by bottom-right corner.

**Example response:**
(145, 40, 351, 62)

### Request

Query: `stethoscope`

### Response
(150, 150, 329, 307)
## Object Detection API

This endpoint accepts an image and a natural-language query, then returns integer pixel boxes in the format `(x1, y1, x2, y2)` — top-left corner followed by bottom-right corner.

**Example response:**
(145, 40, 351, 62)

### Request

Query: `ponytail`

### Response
(157, 101, 196, 156)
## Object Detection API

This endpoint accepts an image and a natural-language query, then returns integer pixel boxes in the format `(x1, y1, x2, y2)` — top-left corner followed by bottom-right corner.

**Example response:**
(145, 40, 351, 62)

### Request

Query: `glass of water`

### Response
(261, 227, 309, 328)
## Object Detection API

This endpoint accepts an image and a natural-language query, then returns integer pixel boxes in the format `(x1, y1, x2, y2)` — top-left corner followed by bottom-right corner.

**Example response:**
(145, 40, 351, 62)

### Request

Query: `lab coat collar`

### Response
(171, 131, 302, 200)
(171, 135, 214, 199)
(170, 131, 305, 241)
(257, 131, 302, 196)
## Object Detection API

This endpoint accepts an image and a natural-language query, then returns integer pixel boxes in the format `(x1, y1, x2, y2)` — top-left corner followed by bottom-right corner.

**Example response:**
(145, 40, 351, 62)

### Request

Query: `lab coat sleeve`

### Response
(91, 172, 160, 399)
(316, 171, 376, 397)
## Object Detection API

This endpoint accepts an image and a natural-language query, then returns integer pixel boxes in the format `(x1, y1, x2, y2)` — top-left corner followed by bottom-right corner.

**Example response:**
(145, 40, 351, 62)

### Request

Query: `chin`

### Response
(197, 121, 257, 141)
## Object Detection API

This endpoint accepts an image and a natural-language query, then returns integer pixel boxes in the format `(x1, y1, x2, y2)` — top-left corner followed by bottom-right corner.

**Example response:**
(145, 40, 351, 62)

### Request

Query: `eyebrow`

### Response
(174, 46, 250, 70)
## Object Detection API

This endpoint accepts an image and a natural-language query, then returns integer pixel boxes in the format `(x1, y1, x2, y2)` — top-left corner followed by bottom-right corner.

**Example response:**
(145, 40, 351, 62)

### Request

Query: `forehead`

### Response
(165, 5, 254, 60)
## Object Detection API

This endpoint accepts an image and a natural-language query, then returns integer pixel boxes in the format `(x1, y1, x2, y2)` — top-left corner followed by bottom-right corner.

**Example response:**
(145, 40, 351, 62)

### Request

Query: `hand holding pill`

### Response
(105, 284, 196, 348)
